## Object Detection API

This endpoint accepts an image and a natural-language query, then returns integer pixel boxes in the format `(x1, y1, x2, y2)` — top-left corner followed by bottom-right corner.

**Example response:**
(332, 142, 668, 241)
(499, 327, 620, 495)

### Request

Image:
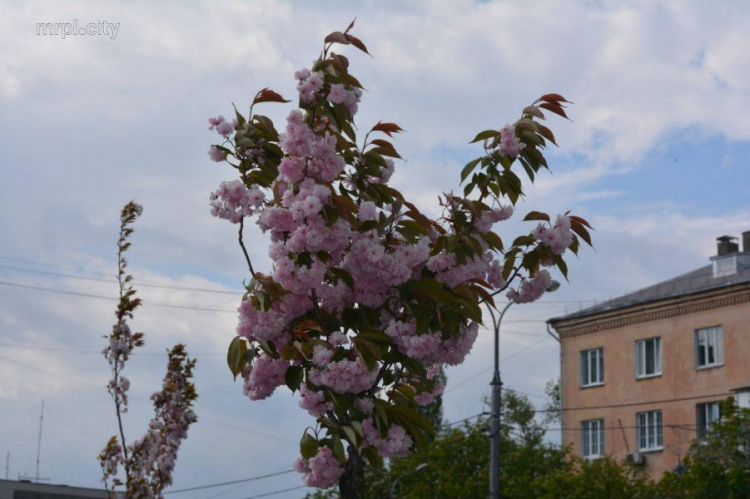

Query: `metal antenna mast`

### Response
(35, 400, 44, 481)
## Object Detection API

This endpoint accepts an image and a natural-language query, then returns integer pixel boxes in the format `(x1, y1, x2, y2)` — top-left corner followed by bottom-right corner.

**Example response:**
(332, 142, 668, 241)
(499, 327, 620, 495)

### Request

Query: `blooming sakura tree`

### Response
(100, 202, 198, 498)
(208, 22, 592, 498)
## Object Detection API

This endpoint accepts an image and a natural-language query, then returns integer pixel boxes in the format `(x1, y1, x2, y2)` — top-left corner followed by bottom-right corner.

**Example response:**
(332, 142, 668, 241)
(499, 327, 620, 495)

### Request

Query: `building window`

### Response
(581, 419, 605, 458)
(696, 326, 723, 369)
(697, 402, 721, 439)
(637, 410, 663, 451)
(580, 348, 604, 386)
(635, 337, 662, 378)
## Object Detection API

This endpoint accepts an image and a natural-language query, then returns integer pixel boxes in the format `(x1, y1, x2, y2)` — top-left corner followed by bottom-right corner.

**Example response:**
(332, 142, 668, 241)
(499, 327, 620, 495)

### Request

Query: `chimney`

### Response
(717, 235, 739, 256)
(744, 231, 750, 253)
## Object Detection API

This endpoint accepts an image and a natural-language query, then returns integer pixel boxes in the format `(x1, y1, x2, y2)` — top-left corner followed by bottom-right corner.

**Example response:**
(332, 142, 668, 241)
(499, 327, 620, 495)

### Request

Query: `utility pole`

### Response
(5, 452, 8, 479)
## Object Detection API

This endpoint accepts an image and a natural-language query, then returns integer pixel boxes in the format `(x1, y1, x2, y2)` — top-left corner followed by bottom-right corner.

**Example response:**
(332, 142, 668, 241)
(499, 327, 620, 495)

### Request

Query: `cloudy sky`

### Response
(1, 0, 749, 497)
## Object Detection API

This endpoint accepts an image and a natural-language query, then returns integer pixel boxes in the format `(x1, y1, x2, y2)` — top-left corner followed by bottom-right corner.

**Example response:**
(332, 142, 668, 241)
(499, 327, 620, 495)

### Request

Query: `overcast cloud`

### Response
(1, 1, 749, 497)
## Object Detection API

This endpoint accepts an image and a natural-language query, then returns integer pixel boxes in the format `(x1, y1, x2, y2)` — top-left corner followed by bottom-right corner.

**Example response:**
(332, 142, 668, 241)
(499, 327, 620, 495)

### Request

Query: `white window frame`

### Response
(697, 402, 721, 439)
(636, 410, 663, 451)
(695, 326, 724, 369)
(635, 337, 662, 379)
(581, 419, 605, 458)
(580, 348, 604, 387)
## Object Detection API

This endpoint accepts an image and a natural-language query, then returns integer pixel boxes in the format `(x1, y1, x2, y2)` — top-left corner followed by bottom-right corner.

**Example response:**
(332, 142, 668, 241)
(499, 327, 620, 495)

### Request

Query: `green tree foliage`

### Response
(655, 398, 750, 498)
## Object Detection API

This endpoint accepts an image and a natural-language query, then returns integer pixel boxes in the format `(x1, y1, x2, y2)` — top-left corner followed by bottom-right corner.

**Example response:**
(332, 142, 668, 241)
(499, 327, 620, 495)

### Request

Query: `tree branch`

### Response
(238, 218, 256, 277)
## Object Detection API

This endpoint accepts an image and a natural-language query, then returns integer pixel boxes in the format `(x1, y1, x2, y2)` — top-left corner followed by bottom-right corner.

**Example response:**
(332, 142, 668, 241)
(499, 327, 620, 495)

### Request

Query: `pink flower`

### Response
(499, 124, 525, 158)
(327, 84, 348, 105)
(299, 446, 344, 489)
(216, 120, 234, 138)
(208, 115, 225, 130)
(208, 145, 225, 163)
(358, 201, 378, 222)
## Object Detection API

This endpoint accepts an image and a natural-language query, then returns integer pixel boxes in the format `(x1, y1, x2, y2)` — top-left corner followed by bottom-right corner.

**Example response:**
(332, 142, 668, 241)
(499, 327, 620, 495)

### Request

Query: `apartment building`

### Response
(548, 232, 750, 478)
(0, 479, 110, 499)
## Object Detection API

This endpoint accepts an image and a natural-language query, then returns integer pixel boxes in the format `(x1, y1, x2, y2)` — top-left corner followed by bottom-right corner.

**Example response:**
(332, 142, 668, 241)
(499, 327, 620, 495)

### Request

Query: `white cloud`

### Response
(1, 1, 750, 496)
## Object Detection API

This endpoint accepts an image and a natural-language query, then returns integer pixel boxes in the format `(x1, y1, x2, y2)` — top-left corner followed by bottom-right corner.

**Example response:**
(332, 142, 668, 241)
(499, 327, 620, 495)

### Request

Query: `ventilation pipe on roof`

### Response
(716, 235, 739, 256)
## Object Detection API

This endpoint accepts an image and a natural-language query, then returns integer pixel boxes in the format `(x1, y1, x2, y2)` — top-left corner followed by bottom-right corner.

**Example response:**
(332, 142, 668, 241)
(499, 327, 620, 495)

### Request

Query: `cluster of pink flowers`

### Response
(309, 356, 379, 394)
(531, 215, 574, 256)
(127, 348, 198, 497)
(298, 384, 331, 417)
(294, 446, 344, 489)
(326, 83, 363, 115)
(362, 420, 413, 458)
(208, 115, 236, 138)
(507, 269, 553, 304)
(209, 180, 265, 224)
(384, 319, 479, 366)
(498, 124, 525, 158)
(103, 323, 135, 370)
(242, 354, 289, 400)
(473, 205, 513, 233)
(295, 68, 324, 103)
(415, 381, 445, 406)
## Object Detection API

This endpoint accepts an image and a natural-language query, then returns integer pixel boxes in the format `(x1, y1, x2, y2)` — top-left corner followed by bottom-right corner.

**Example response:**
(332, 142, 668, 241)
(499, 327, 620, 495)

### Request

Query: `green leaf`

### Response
(481, 231, 504, 252)
(460, 158, 481, 182)
(227, 336, 247, 380)
(523, 211, 550, 222)
(469, 129, 500, 144)
(342, 425, 359, 448)
(284, 365, 303, 392)
(300, 433, 319, 459)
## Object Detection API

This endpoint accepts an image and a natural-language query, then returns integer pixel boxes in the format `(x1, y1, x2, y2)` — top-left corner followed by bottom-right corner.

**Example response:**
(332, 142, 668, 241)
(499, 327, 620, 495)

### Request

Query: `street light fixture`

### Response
(389, 463, 427, 499)
(488, 280, 560, 499)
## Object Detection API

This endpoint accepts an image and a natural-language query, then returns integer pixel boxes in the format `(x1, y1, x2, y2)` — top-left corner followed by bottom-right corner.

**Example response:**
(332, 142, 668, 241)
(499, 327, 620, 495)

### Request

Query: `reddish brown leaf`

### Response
(536, 124, 558, 146)
(540, 93, 570, 103)
(370, 138, 393, 148)
(325, 31, 350, 45)
(345, 34, 370, 55)
(539, 102, 569, 119)
(252, 88, 291, 105)
(569, 215, 593, 229)
(523, 106, 545, 119)
(371, 121, 405, 137)
(344, 18, 356, 35)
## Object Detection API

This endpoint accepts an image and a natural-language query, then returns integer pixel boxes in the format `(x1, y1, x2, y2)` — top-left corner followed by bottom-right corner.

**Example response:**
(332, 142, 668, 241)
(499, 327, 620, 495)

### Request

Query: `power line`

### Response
(0, 264, 243, 295)
(561, 392, 732, 412)
(0, 256, 601, 305)
(0, 353, 296, 444)
(242, 485, 307, 498)
(0, 341, 223, 357)
(0, 280, 236, 313)
(445, 335, 551, 394)
(164, 469, 295, 494)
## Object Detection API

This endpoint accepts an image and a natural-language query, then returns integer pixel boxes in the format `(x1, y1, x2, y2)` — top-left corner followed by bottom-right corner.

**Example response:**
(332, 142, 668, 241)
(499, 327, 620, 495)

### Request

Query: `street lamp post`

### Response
(389, 463, 427, 499)
(489, 280, 559, 499)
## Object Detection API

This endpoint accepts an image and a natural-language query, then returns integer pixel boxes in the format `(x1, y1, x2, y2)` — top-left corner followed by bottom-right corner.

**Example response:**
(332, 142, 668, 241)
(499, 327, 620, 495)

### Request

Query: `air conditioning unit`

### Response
(626, 452, 644, 465)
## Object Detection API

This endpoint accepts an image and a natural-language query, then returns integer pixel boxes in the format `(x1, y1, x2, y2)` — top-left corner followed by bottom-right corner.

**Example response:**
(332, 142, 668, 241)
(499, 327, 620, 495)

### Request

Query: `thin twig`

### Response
(238, 218, 256, 277)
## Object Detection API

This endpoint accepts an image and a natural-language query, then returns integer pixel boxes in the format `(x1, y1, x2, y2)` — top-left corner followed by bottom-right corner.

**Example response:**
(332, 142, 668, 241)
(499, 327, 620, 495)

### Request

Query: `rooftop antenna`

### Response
(19, 401, 50, 483)
(35, 400, 44, 481)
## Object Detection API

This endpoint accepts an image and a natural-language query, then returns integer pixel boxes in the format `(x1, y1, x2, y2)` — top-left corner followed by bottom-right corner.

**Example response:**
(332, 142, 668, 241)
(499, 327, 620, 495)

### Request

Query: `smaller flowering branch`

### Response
(100, 202, 198, 499)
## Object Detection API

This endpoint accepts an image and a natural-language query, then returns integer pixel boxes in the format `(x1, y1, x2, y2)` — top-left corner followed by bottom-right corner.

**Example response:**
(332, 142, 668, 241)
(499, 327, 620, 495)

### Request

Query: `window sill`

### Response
(583, 455, 604, 461)
(696, 363, 724, 371)
(638, 447, 664, 454)
(580, 382, 605, 389)
(636, 373, 662, 381)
